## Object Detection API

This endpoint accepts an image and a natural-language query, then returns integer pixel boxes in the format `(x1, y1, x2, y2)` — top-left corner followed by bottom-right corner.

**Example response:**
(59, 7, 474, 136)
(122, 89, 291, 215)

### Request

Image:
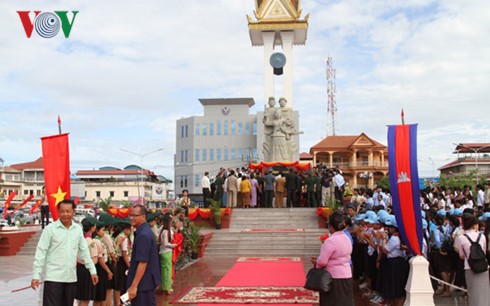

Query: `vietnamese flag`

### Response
(388, 124, 423, 255)
(3, 191, 16, 219)
(41, 133, 71, 221)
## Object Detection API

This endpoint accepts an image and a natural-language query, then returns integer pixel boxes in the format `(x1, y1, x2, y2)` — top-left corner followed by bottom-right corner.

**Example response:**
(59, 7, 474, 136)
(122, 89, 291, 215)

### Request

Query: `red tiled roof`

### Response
(453, 143, 490, 154)
(10, 157, 44, 170)
(310, 133, 386, 153)
(299, 152, 313, 159)
(439, 158, 490, 170)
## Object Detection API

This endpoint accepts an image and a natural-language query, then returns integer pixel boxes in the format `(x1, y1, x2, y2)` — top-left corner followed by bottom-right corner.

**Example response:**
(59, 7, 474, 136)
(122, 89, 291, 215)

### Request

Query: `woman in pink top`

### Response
(455, 213, 489, 306)
(312, 211, 354, 306)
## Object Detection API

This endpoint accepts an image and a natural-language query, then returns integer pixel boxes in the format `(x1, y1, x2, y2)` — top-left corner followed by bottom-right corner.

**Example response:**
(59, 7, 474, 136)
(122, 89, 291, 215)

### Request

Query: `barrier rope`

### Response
(429, 276, 467, 293)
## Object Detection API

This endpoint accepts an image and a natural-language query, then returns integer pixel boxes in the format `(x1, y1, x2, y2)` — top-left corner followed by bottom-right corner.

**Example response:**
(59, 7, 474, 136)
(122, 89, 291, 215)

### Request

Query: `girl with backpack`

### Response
(455, 214, 489, 306)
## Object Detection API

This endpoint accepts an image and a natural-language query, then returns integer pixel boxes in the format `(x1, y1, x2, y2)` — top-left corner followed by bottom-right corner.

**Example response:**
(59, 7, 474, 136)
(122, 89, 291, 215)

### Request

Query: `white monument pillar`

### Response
(404, 256, 435, 306)
(262, 32, 275, 105)
(280, 31, 294, 108)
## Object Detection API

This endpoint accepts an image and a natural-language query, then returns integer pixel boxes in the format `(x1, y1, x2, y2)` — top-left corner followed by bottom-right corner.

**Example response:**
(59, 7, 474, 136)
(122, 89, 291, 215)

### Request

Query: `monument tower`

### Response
(247, 0, 309, 162)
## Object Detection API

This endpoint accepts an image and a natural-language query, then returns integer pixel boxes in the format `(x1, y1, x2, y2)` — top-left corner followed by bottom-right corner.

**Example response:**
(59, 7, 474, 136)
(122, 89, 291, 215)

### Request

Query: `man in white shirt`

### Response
(202, 172, 211, 208)
(476, 184, 485, 209)
(334, 170, 345, 205)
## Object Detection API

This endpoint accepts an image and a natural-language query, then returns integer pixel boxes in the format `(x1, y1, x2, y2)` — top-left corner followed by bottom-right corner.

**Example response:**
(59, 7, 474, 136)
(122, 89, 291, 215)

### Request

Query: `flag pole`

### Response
(58, 115, 62, 134)
(401, 109, 405, 125)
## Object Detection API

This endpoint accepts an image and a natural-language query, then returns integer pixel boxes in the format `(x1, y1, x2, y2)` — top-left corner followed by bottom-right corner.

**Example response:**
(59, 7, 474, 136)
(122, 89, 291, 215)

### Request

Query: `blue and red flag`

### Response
(388, 124, 423, 255)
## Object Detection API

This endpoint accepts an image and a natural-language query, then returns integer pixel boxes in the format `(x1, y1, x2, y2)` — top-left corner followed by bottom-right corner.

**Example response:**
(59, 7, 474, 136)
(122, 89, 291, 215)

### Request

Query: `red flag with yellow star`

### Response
(41, 133, 70, 221)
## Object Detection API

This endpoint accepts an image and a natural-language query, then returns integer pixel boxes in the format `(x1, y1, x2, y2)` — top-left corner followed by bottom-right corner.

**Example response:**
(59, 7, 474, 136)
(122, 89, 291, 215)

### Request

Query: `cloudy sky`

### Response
(1, 0, 489, 180)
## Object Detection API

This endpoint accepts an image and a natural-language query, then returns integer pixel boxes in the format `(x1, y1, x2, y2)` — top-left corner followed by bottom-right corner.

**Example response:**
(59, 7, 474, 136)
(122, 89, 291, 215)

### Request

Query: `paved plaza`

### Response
(0, 239, 469, 306)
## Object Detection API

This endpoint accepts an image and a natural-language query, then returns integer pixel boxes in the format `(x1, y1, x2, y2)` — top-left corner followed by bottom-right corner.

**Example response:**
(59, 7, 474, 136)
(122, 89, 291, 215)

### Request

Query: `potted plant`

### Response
(188, 222, 201, 260)
(208, 199, 222, 229)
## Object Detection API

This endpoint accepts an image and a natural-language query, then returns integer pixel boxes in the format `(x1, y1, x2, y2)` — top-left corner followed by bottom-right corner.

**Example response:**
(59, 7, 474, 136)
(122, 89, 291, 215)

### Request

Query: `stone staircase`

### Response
(17, 230, 42, 256)
(205, 208, 327, 257)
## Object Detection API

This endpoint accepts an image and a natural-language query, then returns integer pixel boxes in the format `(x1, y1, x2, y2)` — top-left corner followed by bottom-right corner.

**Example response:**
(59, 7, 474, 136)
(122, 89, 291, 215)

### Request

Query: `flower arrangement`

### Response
(319, 233, 329, 243)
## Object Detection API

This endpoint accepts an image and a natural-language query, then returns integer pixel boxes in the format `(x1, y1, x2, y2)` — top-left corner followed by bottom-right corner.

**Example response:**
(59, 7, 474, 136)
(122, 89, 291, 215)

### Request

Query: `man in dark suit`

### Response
(285, 168, 298, 207)
(127, 204, 161, 305)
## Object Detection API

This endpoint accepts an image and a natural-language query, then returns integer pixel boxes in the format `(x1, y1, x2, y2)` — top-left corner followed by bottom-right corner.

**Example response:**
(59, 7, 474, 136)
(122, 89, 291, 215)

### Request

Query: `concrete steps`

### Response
(17, 230, 41, 256)
(205, 208, 326, 257)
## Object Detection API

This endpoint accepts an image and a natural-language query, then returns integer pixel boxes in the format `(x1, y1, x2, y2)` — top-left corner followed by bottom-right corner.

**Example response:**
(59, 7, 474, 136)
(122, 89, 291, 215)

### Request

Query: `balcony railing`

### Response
(326, 161, 388, 168)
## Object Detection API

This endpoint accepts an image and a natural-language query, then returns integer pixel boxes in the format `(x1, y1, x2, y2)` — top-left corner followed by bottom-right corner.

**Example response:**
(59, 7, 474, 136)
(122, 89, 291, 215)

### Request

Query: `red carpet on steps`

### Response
(182, 257, 314, 306)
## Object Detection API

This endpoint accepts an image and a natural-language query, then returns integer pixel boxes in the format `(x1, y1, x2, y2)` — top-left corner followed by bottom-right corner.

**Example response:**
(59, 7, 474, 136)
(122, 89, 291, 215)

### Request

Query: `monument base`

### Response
(404, 255, 435, 306)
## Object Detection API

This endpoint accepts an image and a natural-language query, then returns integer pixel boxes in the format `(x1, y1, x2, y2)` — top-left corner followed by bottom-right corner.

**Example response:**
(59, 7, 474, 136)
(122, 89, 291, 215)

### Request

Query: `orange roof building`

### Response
(309, 133, 388, 188)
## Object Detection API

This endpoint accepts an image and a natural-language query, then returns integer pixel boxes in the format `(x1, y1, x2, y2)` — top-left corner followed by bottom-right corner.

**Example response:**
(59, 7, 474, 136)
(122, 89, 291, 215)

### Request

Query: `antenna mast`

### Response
(326, 56, 337, 136)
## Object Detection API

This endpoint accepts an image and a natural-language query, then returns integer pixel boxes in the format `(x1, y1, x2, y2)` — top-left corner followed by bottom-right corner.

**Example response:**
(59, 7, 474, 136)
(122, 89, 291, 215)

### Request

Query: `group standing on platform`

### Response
(200, 166, 345, 209)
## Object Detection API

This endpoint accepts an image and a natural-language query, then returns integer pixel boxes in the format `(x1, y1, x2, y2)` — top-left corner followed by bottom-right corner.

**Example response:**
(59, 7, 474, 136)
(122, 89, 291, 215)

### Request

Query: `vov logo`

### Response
(17, 11, 79, 38)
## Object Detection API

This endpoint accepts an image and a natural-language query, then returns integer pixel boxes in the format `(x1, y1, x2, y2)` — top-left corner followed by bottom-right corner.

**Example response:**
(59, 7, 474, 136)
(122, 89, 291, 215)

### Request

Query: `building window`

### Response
(180, 176, 184, 188)
(231, 148, 236, 160)
(96, 191, 101, 198)
(238, 149, 243, 160)
(181, 126, 184, 138)
(238, 122, 243, 135)
(124, 191, 129, 197)
(246, 123, 251, 135)
(209, 123, 214, 136)
(202, 123, 207, 136)
(217, 148, 221, 161)
(253, 122, 257, 135)
(195, 123, 200, 136)
(185, 125, 188, 137)
(195, 149, 200, 162)
(109, 191, 115, 197)
(202, 149, 207, 161)
(36, 190, 41, 196)
(185, 150, 188, 162)
(231, 120, 235, 135)
(224, 120, 228, 135)
(253, 148, 257, 160)
(210, 149, 214, 161)
(224, 148, 229, 161)
(217, 120, 221, 135)
(195, 174, 200, 187)
(184, 175, 188, 188)
(180, 150, 184, 162)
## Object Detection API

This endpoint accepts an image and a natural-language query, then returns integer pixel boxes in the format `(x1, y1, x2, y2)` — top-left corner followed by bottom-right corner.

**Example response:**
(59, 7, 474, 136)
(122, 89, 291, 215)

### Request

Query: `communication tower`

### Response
(326, 56, 337, 135)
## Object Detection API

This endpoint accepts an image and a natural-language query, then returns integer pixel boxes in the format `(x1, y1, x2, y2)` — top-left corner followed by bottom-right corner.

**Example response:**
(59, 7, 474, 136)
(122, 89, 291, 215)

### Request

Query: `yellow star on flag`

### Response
(51, 186, 67, 206)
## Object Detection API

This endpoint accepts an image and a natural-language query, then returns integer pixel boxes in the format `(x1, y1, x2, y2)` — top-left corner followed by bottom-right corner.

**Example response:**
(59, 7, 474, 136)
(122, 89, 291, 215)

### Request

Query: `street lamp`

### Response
(359, 171, 372, 189)
(121, 148, 164, 205)
(452, 143, 490, 183)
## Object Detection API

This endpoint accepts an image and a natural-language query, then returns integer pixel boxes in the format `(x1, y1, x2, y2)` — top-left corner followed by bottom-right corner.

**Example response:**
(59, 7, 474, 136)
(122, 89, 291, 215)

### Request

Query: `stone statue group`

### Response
(262, 97, 303, 162)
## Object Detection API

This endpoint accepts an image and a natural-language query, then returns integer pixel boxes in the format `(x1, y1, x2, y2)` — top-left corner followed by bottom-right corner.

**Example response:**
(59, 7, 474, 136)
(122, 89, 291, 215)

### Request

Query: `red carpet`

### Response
(240, 228, 305, 233)
(172, 257, 312, 306)
(236, 257, 300, 263)
(174, 286, 318, 304)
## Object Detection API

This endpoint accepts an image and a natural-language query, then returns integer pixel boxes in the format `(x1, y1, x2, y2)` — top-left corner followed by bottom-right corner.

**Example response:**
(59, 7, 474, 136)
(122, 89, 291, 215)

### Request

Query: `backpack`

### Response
(464, 234, 489, 273)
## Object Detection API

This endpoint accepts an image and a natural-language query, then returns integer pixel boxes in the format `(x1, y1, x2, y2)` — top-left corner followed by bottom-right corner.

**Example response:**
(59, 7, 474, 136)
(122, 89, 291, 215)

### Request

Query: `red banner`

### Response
(9, 194, 34, 216)
(29, 200, 42, 215)
(41, 133, 71, 221)
(3, 192, 16, 219)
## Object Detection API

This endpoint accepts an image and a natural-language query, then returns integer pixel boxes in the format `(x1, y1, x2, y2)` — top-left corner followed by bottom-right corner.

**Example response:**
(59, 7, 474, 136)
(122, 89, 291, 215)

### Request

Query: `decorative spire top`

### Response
(252, 0, 303, 22)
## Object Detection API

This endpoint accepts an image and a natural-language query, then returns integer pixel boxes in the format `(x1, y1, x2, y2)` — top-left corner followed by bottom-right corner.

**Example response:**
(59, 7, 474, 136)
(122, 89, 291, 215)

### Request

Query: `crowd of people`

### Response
(200, 166, 346, 208)
(315, 183, 490, 306)
(31, 200, 191, 306)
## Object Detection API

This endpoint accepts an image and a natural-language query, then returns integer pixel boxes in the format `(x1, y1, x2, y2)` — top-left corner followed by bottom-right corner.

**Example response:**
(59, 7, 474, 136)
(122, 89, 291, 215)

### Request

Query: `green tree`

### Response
(378, 176, 390, 191)
(98, 197, 112, 213)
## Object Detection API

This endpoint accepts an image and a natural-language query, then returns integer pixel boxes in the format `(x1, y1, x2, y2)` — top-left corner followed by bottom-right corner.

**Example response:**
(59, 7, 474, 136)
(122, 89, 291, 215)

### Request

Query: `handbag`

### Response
(304, 264, 332, 293)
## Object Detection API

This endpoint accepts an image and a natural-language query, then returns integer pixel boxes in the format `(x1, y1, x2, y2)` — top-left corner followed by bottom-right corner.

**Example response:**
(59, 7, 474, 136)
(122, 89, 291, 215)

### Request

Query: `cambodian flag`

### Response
(388, 124, 423, 255)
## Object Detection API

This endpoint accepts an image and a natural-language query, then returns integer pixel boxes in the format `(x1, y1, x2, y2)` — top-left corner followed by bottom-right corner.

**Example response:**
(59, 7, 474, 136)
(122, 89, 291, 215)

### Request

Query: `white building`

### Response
(175, 98, 258, 196)
(75, 166, 173, 206)
(0, 157, 45, 203)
